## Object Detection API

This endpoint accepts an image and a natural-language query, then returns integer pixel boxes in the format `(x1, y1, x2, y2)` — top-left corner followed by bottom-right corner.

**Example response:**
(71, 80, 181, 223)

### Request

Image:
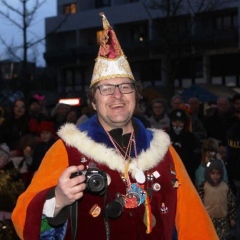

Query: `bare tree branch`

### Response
(0, 36, 22, 61)
(0, 0, 71, 64)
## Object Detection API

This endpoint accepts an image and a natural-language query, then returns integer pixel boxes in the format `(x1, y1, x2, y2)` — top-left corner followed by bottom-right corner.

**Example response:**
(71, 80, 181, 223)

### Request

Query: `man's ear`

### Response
(92, 102, 96, 111)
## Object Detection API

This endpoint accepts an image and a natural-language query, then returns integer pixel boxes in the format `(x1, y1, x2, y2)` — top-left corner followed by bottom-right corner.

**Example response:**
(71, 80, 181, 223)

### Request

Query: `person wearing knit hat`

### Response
(168, 108, 201, 184)
(12, 13, 218, 240)
(197, 159, 236, 240)
(39, 121, 56, 135)
(195, 138, 229, 188)
(195, 138, 228, 188)
(204, 159, 224, 186)
(169, 108, 188, 132)
(28, 95, 50, 136)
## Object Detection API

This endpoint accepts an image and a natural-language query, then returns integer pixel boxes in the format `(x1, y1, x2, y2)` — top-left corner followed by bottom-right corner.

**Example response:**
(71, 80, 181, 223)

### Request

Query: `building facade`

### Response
(44, 0, 240, 98)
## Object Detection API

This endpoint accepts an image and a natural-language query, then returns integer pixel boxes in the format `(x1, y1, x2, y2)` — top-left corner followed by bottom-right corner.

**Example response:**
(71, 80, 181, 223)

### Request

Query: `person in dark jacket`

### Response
(203, 96, 232, 145)
(168, 108, 201, 184)
(226, 94, 240, 240)
(0, 99, 30, 157)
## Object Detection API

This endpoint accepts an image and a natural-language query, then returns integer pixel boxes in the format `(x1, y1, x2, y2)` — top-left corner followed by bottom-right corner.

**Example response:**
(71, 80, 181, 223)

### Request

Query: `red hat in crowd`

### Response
(39, 121, 56, 135)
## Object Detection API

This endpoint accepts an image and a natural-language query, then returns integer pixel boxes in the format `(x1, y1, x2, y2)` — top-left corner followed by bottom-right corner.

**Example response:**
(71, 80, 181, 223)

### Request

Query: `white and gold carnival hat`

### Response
(90, 12, 135, 87)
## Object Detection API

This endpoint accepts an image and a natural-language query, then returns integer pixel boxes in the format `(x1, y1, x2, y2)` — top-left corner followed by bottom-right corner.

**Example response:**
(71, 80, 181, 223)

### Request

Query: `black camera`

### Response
(70, 168, 107, 194)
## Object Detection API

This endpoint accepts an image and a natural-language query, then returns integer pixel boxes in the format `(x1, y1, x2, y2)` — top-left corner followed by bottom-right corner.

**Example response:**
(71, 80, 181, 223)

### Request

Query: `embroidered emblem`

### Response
(172, 178, 181, 189)
(160, 203, 168, 214)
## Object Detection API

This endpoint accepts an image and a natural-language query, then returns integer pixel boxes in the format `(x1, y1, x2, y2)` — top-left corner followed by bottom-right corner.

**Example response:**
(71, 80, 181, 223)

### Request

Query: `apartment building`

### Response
(44, 0, 240, 97)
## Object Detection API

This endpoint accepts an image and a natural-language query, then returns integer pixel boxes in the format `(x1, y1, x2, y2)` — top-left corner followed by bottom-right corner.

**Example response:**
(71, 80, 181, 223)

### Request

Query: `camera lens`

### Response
(87, 174, 105, 192)
(106, 201, 123, 219)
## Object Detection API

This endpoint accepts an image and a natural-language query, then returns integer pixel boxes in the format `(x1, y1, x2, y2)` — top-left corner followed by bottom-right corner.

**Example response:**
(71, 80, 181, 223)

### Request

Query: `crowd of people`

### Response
(0, 13, 239, 240)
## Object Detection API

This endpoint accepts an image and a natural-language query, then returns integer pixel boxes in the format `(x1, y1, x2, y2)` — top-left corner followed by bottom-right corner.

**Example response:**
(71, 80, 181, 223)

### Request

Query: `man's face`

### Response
(13, 100, 26, 119)
(188, 98, 199, 113)
(92, 78, 136, 131)
(171, 97, 182, 110)
(152, 102, 164, 116)
(29, 102, 40, 114)
(217, 98, 230, 114)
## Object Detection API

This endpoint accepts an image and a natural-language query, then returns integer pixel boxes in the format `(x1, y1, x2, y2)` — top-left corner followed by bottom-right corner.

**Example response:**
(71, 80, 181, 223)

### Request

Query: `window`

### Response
(63, 3, 77, 14)
(95, 0, 111, 8)
(215, 12, 238, 30)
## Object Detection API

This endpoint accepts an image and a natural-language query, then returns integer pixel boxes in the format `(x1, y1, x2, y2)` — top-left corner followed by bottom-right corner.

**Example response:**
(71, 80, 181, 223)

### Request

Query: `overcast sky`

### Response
(0, 0, 56, 67)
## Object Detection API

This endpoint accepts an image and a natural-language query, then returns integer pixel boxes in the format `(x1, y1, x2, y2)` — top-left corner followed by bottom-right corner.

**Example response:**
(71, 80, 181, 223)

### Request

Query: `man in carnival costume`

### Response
(12, 13, 218, 240)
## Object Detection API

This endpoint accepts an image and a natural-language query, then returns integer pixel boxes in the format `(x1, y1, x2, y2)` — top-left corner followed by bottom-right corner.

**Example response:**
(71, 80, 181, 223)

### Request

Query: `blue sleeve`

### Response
(40, 215, 67, 240)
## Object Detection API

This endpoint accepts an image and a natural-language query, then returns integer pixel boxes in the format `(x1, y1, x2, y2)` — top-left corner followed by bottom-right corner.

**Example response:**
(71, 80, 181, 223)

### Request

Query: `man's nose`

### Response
(112, 86, 123, 98)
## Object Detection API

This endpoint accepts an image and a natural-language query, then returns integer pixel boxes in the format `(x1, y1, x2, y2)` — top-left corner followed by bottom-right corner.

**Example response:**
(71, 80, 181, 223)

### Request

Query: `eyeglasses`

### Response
(96, 83, 136, 96)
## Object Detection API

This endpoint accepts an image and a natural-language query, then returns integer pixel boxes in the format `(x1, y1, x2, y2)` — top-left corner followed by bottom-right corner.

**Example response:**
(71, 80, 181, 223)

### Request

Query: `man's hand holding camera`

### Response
(54, 165, 86, 216)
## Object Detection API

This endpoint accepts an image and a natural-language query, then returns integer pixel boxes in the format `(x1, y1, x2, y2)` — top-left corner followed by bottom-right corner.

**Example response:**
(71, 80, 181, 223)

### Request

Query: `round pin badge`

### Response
(81, 156, 87, 163)
(152, 183, 161, 191)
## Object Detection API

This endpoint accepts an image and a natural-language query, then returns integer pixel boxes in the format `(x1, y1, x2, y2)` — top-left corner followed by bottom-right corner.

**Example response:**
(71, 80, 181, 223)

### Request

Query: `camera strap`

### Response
(70, 193, 110, 240)
(70, 201, 78, 240)
(103, 189, 110, 240)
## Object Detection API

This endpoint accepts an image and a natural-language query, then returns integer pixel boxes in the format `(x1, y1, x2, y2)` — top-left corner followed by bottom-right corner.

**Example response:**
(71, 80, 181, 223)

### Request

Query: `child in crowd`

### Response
(11, 133, 38, 188)
(195, 138, 228, 188)
(0, 143, 25, 239)
(30, 121, 57, 173)
(198, 159, 236, 240)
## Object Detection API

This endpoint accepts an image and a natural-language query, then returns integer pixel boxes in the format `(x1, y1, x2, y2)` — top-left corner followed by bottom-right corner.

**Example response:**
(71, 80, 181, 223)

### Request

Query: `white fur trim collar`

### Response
(58, 124, 171, 178)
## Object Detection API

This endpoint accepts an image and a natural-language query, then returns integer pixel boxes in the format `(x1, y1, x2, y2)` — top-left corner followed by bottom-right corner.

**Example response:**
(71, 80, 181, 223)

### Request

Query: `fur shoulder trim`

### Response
(58, 124, 171, 177)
